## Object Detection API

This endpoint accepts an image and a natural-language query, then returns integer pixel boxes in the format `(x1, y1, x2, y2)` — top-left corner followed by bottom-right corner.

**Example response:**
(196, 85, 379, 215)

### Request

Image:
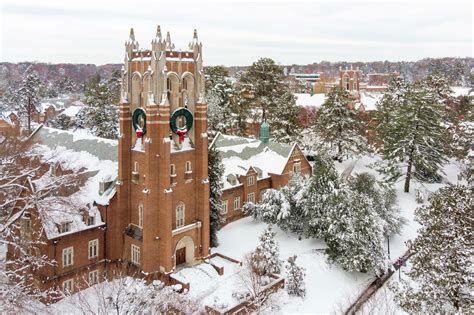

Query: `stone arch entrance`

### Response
(175, 236, 195, 267)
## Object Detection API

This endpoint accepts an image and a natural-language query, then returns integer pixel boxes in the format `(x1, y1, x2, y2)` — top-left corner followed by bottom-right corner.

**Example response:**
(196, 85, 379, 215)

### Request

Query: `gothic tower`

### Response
(111, 26, 209, 275)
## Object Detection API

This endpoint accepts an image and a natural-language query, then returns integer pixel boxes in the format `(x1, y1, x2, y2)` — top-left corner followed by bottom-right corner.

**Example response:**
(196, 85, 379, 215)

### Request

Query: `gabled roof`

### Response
(211, 133, 297, 189)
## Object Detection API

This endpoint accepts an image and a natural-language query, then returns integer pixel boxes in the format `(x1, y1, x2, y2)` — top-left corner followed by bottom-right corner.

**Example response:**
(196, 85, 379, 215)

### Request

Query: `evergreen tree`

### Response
(301, 156, 344, 239)
(48, 113, 73, 130)
(324, 190, 388, 274)
(77, 73, 120, 139)
(393, 185, 473, 313)
(208, 145, 224, 247)
(205, 66, 236, 138)
(250, 188, 288, 224)
(378, 76, 451, 192)
(315, 87, 368, 162)
(285, 255, 306, 297)
(348, 172, 405, 237)
(17, 66, 43, 133)
(251, 226, 282, 275)
(239, 58, 300, 141)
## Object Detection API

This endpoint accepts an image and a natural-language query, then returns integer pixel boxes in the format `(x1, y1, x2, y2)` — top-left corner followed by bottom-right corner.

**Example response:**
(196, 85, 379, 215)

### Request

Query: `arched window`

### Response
(176, 202, 185, 228)
(182, 78, 188, 90)
(343, 75, 350, 90)
(185, 161, 192, 173)
(167, 78, 172, 107)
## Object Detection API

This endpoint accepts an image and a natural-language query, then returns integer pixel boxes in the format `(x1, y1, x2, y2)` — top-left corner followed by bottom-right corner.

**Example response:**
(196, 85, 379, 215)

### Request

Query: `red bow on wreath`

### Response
(136, 129, 144, 138)
(176, 129, 187, 143)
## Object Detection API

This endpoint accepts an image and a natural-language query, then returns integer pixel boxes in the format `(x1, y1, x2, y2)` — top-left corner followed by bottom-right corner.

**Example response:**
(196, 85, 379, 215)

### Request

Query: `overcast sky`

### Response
(0, 0, 472, 66)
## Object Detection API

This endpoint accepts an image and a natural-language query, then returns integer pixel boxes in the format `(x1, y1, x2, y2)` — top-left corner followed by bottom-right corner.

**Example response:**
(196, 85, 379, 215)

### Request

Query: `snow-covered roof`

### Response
(211, 133, 294, 189)
(360, 92, 384, 111)
(27, 125, 118, 239)
(451, 86, 473, 97)
(61, 105, 82, 117)
(295, 93, 326, 107)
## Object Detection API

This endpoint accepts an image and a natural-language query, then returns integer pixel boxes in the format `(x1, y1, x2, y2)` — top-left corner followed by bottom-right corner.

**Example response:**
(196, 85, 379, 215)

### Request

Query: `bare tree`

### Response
(0, 136, 79, 312)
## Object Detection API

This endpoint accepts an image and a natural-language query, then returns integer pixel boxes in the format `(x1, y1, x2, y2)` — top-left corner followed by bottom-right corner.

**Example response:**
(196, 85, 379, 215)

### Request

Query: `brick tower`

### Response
(111, 26, 210, 275)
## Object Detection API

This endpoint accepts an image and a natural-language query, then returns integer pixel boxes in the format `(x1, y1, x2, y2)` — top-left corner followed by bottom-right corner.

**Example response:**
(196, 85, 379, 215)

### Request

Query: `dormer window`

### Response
(59, 222, 72, 234)
(87, 216, 95, 226)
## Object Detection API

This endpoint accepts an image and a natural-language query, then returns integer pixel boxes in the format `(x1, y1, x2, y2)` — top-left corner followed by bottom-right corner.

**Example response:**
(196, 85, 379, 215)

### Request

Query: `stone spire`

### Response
(156, 25, 162, 40)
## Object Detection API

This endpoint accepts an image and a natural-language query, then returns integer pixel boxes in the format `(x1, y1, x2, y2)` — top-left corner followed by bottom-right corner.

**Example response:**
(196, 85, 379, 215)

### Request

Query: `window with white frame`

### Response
(293, 161, 301, 174)
(221, 200, 228, 214)
(63, 247, 74, 267)
(233, 196, 241, 210)
(247, 176, 255, 187)
(170, 164, 176, 176)
(138, 203, 144, 228)
(86, 216, 95, 226)
(131, 245, 140, 265)
(59, 222, 71, 233)
(176, 202, 185, 228)
(260, 189, 268, 200)
(247, 192, 255, 204)
(134, 161, 139, 173)
(88, 270, 99, 285)
(88, 239, 98, 259)
(62, 279, 74, 294)
(185, 161, 192, 173)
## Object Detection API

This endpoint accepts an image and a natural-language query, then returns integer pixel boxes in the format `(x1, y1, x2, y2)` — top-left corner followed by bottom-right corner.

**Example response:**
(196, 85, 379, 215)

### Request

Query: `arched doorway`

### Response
(175, 236, 195, 267)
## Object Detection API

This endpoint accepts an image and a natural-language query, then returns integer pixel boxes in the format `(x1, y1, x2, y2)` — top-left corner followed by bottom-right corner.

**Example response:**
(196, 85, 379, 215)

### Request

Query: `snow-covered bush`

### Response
(285, 255, 306, 297)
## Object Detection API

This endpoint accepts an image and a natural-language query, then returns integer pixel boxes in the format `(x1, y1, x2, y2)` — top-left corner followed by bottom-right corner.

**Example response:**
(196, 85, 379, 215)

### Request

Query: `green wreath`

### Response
(170, 107, 193, 142)
(132, 108, 147, 138)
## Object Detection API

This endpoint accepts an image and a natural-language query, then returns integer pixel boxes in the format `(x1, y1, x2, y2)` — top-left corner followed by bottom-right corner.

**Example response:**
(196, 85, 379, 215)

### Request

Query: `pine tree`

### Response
(348, 172, 405, 237)
(393, 185, 473, 313)
(17, 66, 43, 133)
(251, 188, 288, 224)
(48, 113, 72, 130)
(76, 73, 120, 139)
(251, 226, 282, 275)
(285, 255, 306, 297)
(324, 191, 388, 274)
(208, 145, 224, 247)
(315, 87, 368, 162)
(378, 76, 451, 192)
(239, 58, 300, 141)
(301, 156, 344, 239)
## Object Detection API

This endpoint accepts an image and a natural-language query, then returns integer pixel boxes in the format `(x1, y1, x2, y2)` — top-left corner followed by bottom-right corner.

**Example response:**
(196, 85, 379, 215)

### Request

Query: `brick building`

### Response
(211, 131, 312, 225)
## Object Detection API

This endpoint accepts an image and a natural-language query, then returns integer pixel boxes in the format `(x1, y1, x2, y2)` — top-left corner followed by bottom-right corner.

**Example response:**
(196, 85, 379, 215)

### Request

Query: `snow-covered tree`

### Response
(285, 255, 306, 297)
(48, 113, 73, 130)
(251, 226, 282, 275)
(208, 145, 224, 247)
(324, 191, 388, 274)
(348, 172, 405, 237)
(239, 58, 300, 142)
(315, 87, 368, 162)
(377, 76, 451, 192)
(0, 138, 79, 312)
(16, 66, 43, 133)
(301, 156, 345, 239)
(392, 185, 473, 313)
(250, 189, 288, 224)
(75, 73, 119, 139)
